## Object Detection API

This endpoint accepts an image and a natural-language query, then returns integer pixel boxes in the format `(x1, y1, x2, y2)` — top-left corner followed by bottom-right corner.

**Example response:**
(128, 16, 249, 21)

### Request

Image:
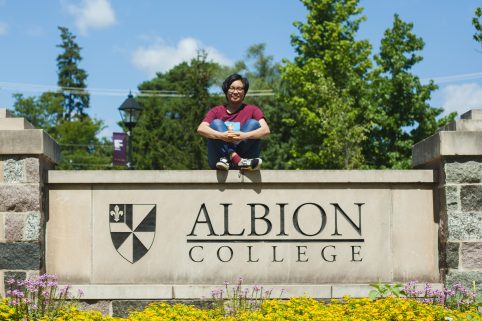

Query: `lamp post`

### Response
(118, 92, 142, 169)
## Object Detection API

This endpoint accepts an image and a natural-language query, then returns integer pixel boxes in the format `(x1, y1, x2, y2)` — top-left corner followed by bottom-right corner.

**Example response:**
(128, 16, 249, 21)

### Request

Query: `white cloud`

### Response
(440, 83, 482, 115)
(131, 37, 232, 77)
(0, 22, 8, 36)
(63, 0, 116, 35)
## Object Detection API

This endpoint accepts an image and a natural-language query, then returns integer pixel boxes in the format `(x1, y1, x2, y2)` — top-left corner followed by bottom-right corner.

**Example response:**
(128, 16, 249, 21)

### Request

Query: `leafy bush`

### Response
(369, 280, 482, 313)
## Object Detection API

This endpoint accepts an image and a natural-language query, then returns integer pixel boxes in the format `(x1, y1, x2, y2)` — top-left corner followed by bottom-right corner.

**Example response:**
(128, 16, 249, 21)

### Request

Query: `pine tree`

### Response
(473, 7, 482, 45)
(56, 26, 89, 121)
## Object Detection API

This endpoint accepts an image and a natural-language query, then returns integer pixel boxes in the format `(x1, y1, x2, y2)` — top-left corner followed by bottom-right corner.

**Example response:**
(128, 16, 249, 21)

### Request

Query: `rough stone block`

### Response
(461, 242, 482, 269)
(445, 162, 482, 184)
(447, 211, 482, 241)
(3, 158, 25, 183)
(0, 213, 4, 242)
(112, 300, 156, 318)
(111, 300, 215, 317)
(78, 300, 111, 316)
(5, 214, 24, 241)
(4, 271, 28, 298)
(445, 271, 482, 293)
(461, 185, 482, 211)
(26, 270, 40, 280)
(0, 160, 3, 183)
(165, 299, 215, 310)
(5, 212, 41, 242)
(4, 271, 26, 285)
(445, 185, 459, 211)
(24, 212, 40, 241)
(446, 242, 460, 269)
(0, 184, 40, 212)
(0, 243, 41, 269)
(25, 158, 40, 183)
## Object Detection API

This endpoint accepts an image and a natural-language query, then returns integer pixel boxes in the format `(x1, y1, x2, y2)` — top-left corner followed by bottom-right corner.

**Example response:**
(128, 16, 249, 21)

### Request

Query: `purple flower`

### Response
(47, 281, 58, 287)
(59, 285, 71, 296)
(6, 278, 17, 285)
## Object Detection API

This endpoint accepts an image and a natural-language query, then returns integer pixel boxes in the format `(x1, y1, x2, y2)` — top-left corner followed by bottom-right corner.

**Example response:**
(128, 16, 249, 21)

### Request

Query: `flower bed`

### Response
(0, 296, 481, 321)
(1, 275, 481, 320)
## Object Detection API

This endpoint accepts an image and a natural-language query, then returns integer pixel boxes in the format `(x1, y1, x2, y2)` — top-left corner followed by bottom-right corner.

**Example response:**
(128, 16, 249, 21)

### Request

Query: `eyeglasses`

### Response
(228, 86, 244, 93)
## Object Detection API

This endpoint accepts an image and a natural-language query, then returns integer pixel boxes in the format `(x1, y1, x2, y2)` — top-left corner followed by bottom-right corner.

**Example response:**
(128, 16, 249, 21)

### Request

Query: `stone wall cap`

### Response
(0, 129, 60, 163)
(48, 169, 436, 184)
(461, 109, 482, 120)
(413, 131, 482, 167)
(0, 108, 12, 118)
(438, 119, 482, 132)
(0, 118, 35, 130)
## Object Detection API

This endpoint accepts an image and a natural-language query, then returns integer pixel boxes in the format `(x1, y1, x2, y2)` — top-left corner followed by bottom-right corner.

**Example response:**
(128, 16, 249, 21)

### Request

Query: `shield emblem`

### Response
(109, 204, 156, 264)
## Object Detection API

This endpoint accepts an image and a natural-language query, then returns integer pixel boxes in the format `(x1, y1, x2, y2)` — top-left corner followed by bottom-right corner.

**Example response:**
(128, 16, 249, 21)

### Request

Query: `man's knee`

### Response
(242, 119, 260, 132)
(210, 119, 225, 131)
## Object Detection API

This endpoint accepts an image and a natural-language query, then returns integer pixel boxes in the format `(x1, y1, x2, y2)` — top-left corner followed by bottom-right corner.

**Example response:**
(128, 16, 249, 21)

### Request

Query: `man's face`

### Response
(227, 79, 245, 104)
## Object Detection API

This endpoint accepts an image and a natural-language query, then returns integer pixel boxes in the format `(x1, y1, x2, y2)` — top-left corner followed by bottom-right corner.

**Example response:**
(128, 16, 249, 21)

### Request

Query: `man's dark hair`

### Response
(222, 73, 249, 95)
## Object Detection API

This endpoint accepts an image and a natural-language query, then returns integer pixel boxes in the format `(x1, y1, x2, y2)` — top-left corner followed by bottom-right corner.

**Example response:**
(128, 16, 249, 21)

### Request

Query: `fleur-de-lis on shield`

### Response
(110, 205, 124, 222)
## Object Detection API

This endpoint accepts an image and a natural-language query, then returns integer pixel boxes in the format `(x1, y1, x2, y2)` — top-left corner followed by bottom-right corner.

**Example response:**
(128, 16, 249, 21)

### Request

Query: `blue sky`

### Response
(1, 0, 481, 138)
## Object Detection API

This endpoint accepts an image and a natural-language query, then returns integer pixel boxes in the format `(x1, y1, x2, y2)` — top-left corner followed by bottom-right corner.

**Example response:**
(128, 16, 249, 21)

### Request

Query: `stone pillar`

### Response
(413, 109, 482, 291)
(0, 108, 59, 294)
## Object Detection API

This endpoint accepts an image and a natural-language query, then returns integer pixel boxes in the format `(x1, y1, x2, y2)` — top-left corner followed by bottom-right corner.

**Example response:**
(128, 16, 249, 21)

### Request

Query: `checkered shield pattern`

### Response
(109, 204, 156, 264)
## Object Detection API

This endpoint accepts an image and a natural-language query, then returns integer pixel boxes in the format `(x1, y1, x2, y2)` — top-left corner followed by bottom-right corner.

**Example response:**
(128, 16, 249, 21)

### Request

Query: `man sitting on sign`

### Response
(197, 73, 271, 171)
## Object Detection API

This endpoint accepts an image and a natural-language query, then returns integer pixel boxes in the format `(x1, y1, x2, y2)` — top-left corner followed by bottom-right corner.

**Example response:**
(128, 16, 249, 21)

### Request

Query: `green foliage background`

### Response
(11, 1, 477, 170)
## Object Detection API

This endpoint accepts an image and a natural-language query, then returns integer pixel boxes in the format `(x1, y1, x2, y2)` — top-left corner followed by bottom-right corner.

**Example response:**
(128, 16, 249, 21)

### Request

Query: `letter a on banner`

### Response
(113, 132, 128, 166)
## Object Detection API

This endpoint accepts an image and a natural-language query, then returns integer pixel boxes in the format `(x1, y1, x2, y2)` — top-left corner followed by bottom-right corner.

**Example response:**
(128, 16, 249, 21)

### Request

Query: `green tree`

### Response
(368, 14, 455, 168)
(133, 51, 221, 169)
(12, 92, 63, 131)
(281, 0, 372, 168)
(474, 7, 482, 45)
(57, 26, 89, 121)
(55, 118, 111, 170)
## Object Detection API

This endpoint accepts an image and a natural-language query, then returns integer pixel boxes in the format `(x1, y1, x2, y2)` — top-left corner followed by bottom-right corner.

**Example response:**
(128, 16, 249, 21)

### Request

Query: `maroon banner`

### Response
(113, 132, 128, 166)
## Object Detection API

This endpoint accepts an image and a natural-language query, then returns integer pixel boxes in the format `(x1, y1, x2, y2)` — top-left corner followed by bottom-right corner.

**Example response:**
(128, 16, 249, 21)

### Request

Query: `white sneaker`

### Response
(237, 158, 262, 171)
(216, 157, 230, 170)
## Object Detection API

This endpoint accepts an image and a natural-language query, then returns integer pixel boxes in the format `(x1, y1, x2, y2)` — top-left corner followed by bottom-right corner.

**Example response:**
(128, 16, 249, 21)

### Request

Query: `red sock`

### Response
(230, 152, 241, 165)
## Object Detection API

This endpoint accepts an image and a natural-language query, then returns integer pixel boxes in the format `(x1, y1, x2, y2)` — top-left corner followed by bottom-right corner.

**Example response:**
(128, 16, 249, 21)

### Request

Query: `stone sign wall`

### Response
(46, 170, 438, 300)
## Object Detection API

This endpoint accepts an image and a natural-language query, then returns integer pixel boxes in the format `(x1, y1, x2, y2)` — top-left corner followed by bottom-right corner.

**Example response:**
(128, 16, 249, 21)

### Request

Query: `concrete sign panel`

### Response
(46, 170, 439, 298)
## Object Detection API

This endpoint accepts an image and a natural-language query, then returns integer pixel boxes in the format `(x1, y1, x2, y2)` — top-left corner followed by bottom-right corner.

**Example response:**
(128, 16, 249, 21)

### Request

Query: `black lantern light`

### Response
(118, 92, 142, 169)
